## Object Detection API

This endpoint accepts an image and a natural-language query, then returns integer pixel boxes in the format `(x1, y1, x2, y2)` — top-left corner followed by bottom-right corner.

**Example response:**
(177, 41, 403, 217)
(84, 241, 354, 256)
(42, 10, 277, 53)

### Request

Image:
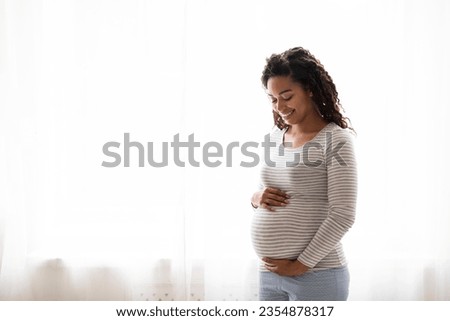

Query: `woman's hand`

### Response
(262, 258, 309, 276)
(251, 187, 290, 211)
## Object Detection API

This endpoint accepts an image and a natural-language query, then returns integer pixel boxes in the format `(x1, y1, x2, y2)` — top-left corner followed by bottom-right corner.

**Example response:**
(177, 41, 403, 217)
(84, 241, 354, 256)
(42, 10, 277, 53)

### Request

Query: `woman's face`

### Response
(266, 76, 317, 126)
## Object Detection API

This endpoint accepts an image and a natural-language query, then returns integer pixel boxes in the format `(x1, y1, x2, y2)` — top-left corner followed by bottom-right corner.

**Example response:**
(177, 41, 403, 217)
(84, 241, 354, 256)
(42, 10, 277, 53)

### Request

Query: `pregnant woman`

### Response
(251, 47, 357, 301)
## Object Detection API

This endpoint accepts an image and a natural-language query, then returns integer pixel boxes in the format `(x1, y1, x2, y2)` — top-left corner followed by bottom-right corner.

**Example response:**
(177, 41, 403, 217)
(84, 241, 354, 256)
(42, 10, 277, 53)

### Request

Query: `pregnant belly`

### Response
(251, 203, 327, 259)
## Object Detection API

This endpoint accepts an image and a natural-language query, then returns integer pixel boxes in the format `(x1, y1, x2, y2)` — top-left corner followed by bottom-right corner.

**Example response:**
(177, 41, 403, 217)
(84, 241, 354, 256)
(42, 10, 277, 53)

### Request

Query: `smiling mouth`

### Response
(280, 110, 294, 118)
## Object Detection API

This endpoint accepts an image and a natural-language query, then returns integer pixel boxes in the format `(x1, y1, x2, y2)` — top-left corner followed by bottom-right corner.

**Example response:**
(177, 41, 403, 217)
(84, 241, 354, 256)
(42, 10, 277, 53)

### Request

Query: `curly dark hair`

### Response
(261, 47, 352, 131)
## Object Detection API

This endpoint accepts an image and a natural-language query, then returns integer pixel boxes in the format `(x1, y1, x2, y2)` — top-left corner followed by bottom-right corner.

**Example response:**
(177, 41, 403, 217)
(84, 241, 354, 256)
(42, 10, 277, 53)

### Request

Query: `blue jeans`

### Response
(259, 266, 350, 301)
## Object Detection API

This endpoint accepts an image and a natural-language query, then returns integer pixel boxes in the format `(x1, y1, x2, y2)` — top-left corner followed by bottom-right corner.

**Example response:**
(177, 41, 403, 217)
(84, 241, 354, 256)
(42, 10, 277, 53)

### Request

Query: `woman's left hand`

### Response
(262, 257, 309, 276)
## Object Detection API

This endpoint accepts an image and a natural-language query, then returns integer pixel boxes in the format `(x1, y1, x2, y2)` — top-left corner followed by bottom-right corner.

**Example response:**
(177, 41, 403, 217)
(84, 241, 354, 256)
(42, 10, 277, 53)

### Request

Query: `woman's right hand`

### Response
(251, 187, 290, 211)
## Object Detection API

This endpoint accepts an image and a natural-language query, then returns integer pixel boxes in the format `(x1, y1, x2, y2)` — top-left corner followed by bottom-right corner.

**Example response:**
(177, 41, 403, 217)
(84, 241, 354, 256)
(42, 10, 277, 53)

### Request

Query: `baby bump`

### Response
(251, 202, 327, 259)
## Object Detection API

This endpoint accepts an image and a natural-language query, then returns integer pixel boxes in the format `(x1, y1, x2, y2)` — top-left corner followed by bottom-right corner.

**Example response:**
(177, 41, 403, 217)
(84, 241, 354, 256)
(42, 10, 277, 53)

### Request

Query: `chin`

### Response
(283, 119, 297, 126)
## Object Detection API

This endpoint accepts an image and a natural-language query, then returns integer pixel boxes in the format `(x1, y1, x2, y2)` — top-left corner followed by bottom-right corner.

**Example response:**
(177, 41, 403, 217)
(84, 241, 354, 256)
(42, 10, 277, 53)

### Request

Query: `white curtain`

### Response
(1, 0, 449, 300)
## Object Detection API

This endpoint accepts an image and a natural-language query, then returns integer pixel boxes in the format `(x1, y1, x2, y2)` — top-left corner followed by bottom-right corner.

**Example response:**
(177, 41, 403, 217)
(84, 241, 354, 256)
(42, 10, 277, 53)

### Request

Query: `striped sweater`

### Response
(251, 122, 357, 271)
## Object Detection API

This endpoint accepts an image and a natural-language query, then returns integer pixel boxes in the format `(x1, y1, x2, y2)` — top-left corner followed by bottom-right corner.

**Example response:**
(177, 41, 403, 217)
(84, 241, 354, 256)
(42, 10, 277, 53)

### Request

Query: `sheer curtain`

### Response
(1, 0, 450, 300)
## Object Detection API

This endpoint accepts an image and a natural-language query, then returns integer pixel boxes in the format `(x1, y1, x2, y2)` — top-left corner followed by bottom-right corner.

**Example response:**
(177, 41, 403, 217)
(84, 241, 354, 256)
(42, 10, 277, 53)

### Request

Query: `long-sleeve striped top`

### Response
(251, 122, 357, 271)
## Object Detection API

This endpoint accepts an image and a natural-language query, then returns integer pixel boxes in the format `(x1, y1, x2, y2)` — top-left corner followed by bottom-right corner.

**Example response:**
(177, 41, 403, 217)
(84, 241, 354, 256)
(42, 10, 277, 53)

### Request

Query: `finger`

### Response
(265, 264, 278, 272)
(262, 257, 274, 263)
(265, 195, 289, 206)
(265, 187, 290, 199)
(264, 261, 275, 268)
(261, 199, 286, 208)
(265, 187, 287, 196)
(265, 265, 275, 272)
(262, 193, 289, 206)
(260, 203, 275, 212)
(265, 193, 289, 203)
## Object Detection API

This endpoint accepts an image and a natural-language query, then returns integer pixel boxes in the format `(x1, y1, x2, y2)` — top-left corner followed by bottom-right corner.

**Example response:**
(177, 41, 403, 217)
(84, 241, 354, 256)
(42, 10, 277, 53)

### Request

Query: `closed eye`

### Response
(270, 96, 292, 104)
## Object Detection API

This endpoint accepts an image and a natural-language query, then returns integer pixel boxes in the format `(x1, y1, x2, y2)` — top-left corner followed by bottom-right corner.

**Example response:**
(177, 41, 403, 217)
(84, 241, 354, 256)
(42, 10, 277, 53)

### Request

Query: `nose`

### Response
(275, 100, 287, 114)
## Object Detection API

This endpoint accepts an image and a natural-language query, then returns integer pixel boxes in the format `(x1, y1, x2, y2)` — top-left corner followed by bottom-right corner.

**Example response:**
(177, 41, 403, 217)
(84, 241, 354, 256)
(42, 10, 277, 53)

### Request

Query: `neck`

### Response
(288, 115, 329, 136)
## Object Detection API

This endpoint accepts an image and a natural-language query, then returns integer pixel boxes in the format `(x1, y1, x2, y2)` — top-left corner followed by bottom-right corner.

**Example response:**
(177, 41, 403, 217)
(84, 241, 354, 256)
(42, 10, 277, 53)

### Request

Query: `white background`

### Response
(1, 0, 450, 300)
